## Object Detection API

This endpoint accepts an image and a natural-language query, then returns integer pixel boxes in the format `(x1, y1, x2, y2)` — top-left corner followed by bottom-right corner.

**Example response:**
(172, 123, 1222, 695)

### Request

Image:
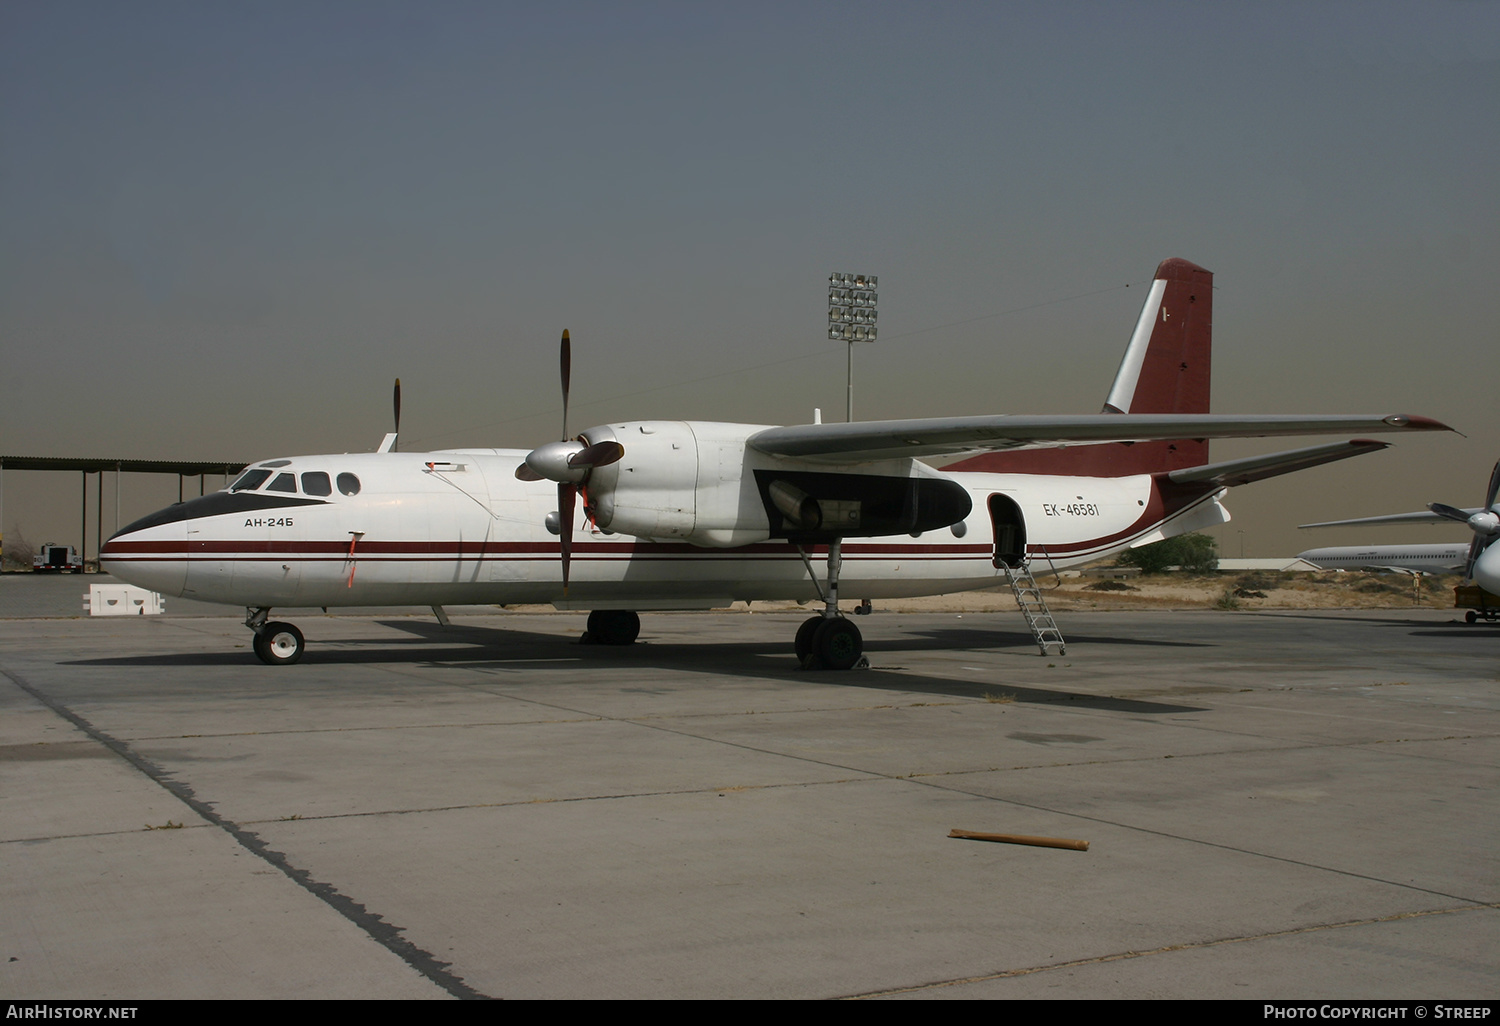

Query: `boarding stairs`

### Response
(1003, 562, 1067, 656)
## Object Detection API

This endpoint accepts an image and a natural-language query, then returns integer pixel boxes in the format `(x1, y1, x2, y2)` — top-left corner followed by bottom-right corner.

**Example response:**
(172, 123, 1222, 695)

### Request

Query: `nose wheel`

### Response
(252, 621, 305, 665)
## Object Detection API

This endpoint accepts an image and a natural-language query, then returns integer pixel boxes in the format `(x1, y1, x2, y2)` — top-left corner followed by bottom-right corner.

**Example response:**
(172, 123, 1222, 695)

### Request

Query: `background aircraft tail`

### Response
(946, 257, 1213, 476)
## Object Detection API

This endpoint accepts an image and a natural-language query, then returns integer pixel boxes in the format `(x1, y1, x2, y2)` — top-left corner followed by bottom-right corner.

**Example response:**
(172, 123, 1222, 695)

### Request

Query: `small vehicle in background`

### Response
(34, 543, 84, 574)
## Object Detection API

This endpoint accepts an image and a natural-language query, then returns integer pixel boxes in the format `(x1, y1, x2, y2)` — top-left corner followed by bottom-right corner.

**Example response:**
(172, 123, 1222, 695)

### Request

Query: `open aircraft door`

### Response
(987, 493, 1026, 569)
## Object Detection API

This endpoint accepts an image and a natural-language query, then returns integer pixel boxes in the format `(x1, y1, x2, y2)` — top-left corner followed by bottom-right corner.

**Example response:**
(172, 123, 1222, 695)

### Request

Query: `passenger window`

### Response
(266, 473, 297, 493)
(230, 469, 272, 492)
(301, 472, 332, 496)
(337, 473, 361, 496)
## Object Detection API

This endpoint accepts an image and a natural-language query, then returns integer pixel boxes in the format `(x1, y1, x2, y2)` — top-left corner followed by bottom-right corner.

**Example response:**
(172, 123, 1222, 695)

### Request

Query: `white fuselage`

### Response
(101, 438, 1229, 611)
(1296, 544, 1470, 575)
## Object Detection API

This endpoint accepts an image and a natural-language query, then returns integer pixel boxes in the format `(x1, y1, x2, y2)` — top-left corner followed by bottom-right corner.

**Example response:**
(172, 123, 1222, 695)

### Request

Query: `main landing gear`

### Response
(794, 538, 866, 671)
(247, 608, 305, 665)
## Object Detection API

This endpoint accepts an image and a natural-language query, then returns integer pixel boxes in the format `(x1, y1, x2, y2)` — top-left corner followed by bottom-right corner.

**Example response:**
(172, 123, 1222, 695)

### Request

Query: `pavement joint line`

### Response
(838, 901, 1500, 998)
(0, 661, 493, 1001)
(0, 775, 881, 843)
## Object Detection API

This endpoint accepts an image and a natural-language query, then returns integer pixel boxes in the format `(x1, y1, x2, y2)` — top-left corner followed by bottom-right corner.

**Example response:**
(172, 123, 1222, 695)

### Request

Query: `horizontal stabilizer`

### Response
(1167, 440, 1390, 488)
(748, 414, 1450, 465)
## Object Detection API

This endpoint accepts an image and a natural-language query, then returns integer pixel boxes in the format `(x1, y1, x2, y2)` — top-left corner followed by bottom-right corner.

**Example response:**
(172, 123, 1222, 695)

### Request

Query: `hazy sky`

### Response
(2, 1, 1497, 558)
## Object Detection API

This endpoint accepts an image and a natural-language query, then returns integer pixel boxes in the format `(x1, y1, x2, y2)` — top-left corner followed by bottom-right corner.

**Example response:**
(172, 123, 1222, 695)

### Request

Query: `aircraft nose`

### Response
(101, 515, 188, 596)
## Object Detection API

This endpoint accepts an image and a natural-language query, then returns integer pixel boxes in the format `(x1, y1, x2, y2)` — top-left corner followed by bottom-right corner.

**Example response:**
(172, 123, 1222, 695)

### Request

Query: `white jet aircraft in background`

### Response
(1301, 459, 1500, 595)
(1295, 543, 1470, 575)
(102, 258, 1452, 666)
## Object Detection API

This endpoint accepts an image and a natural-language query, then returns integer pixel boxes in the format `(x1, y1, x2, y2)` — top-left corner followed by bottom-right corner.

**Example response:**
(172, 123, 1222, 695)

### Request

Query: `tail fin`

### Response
(947, 257, 1213, 477)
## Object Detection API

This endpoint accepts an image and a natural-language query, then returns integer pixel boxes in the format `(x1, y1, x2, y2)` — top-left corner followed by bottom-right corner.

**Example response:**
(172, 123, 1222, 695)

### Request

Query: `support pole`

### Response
(80, 472, 87, 567)
(846, 340, 854, 422)
(824, 538, 843, 618)
(95, 471, 103, 570)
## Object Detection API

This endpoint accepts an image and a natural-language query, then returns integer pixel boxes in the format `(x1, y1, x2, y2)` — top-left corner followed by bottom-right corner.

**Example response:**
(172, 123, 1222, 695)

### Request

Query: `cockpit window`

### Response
(230, 469, 272, 492)
(259, 459, 293, 468)
(266, 473, 297, 493)
(301, 472, 332, 496)
(337, 472, 361, 496)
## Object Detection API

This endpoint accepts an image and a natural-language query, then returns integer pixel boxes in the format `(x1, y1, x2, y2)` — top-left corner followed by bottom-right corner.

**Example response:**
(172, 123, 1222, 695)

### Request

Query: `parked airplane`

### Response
(101, 258, 1451, 667)
(1300, 459, 1500, 593)
(1295, 544, 1469, 574)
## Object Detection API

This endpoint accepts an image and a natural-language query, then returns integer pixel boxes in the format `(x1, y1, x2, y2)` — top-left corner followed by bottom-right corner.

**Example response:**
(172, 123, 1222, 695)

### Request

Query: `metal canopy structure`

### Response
(0, 455, 250, 570)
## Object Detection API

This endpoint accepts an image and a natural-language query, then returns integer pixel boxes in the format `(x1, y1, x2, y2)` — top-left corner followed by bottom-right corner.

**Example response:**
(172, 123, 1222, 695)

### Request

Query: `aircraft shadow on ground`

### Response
(57, 618, 1206, 713)
(378, 620, 1207, 713)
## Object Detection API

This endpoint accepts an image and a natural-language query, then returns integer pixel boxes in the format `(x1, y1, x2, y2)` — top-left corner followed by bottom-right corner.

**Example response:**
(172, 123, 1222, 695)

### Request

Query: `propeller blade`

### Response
(568, 440, 626, 470)
(515, 463, 545, 482)
(390, 378, 402, 450)
(1429, 502, 1473, 524)
(558, 482, 576, 594)
(560, 330, 571, 441)
(1487, 458, 1500, 511)
(1465, 534, 1485, 581)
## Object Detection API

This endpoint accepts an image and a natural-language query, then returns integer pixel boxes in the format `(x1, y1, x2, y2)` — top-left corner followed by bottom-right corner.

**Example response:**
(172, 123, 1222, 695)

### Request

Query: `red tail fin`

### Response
(947, 257, 1213, 477)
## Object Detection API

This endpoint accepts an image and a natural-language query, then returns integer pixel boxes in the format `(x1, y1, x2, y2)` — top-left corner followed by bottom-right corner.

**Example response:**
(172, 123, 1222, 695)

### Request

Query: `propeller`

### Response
(513, 331, 626, 593)
(1428, 458, 1500, 581)
(392, 378, 401, 453)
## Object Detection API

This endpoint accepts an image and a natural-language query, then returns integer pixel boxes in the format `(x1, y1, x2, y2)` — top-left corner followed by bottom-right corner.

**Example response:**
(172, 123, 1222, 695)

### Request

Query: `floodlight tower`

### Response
(828, 272, 877, 422)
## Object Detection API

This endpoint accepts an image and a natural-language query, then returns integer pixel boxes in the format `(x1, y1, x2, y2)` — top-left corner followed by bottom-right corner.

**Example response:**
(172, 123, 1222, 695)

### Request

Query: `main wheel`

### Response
(810, 617, 863, 671)
(253, 622, 305, 665)
(587, 609, 640, 645)
(794, 615, 824, 664)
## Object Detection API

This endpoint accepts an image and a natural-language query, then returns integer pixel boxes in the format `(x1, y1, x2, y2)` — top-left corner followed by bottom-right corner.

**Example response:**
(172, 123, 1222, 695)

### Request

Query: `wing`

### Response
(747, 414, 1451, 464)
(1300, 509, 1480, 529)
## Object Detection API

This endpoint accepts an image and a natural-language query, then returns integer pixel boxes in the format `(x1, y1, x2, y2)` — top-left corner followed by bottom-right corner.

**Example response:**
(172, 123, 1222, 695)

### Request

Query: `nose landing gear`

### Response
(246, 608, 305, 665)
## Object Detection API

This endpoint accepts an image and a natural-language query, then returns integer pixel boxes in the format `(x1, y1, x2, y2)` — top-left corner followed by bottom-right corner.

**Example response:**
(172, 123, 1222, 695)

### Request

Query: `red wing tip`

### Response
(1383, 415, 1455, 431)
(1153, 257, 1213, 282)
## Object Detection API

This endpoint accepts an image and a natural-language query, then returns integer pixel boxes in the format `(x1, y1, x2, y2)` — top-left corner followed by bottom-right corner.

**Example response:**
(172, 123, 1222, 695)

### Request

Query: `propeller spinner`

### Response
(513, 331, 626, 592)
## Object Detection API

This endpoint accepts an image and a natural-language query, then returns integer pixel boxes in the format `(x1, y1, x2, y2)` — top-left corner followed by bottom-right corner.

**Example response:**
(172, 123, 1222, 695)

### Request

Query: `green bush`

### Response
(1117, 533, 1219, 574)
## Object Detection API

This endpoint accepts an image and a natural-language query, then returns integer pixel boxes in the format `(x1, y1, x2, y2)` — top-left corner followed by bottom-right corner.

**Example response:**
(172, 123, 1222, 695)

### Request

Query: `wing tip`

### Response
(1385, 414, 1456, 432)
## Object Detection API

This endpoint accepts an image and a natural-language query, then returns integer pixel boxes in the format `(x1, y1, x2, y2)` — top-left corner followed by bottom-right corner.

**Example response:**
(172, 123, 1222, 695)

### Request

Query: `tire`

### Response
(794, 615, 823, 664)
(254, 622, 305, 665)
(1467, 610, 1479, 624)
(587, 609, 640, 646)
(811, 617, 863, 671)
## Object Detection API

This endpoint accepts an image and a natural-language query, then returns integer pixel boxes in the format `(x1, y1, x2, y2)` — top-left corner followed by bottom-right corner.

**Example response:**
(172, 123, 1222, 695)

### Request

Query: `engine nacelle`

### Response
(580, 421, 971, 548)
